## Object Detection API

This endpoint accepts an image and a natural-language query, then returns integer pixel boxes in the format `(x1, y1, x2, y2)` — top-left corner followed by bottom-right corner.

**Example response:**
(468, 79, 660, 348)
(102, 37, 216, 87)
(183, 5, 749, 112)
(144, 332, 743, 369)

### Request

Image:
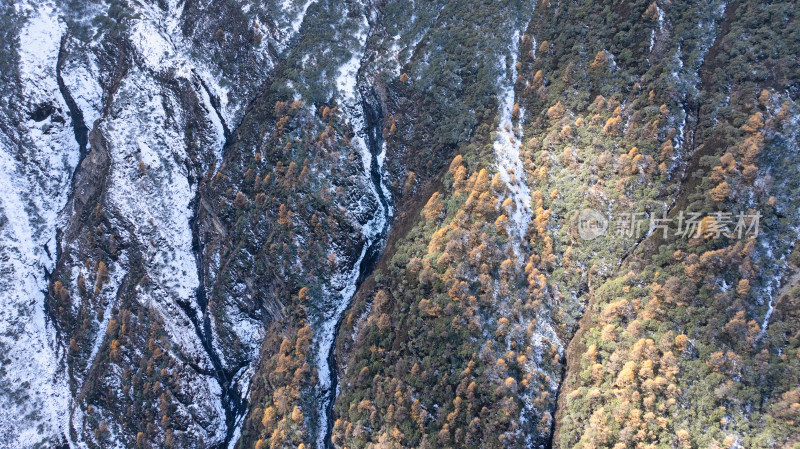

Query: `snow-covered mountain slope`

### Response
(0, 1, 76, 446)
(0, 0, 316, 446)
(2, 0, 799, 448)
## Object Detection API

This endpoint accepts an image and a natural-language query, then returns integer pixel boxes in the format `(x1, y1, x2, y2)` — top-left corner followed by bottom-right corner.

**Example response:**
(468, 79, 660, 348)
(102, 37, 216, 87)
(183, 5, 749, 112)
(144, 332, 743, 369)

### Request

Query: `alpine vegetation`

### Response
(1, 1, 799, 448)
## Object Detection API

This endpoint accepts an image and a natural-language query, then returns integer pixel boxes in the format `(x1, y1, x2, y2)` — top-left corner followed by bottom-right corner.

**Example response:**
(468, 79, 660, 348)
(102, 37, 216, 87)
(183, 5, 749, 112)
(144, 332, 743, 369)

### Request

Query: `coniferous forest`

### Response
(1, 0, 799, 448)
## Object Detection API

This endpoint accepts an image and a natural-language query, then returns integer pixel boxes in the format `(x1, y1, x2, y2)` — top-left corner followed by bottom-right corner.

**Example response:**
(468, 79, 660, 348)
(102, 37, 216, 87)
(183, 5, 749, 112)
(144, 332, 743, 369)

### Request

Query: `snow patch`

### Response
(311, 7, 393, 448)
(493, 31, 531, 243)
(0, 1, 75, 446)
(286, 0, 318, 37)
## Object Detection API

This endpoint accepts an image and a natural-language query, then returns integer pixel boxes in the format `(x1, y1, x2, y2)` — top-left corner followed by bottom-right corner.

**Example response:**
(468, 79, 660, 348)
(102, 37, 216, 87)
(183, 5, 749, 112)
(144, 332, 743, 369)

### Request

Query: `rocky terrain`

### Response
(1, 0, 798, 448)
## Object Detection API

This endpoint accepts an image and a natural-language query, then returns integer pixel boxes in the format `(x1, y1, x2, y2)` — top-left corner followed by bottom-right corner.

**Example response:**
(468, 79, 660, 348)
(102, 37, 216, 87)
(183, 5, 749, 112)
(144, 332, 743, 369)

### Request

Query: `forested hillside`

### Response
(0, 0, 798, 448)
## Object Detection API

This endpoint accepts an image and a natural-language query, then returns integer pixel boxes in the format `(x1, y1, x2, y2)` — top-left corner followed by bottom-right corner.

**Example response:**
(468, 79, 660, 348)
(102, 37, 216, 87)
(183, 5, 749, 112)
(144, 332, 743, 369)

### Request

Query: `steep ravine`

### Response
(187, 193, 245, 448)
(184, 67, 260, 448)
(314, 88, 392, 449)
(56, 36, 88, 157)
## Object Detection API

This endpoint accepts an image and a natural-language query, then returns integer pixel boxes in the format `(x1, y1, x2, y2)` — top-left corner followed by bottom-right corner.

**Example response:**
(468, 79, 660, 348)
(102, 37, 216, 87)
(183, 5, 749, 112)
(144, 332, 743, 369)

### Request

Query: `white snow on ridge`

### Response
(0, 1, 76, 446)
(336, 53, 364, 108)
(0, 140, 72, 449)
(311, 7, 394, 449)
(62, 51, 104, 130)
(103, 70, 202, 341)
(493, 31, 531, 243)
(111, 1, 282, 444)
(98, 66, 230, 444)
(197, 80, 227, 160)
(285, 0, 318, 37)
(335, 10, 370, 108)
(128, 0, 237, 135)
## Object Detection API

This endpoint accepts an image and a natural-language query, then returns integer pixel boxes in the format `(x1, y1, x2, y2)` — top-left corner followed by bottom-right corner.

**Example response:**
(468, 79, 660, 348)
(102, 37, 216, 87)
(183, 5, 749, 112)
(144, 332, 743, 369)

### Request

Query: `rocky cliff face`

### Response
(1, 0, 309, 446)
(1, 1, 799, 448)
